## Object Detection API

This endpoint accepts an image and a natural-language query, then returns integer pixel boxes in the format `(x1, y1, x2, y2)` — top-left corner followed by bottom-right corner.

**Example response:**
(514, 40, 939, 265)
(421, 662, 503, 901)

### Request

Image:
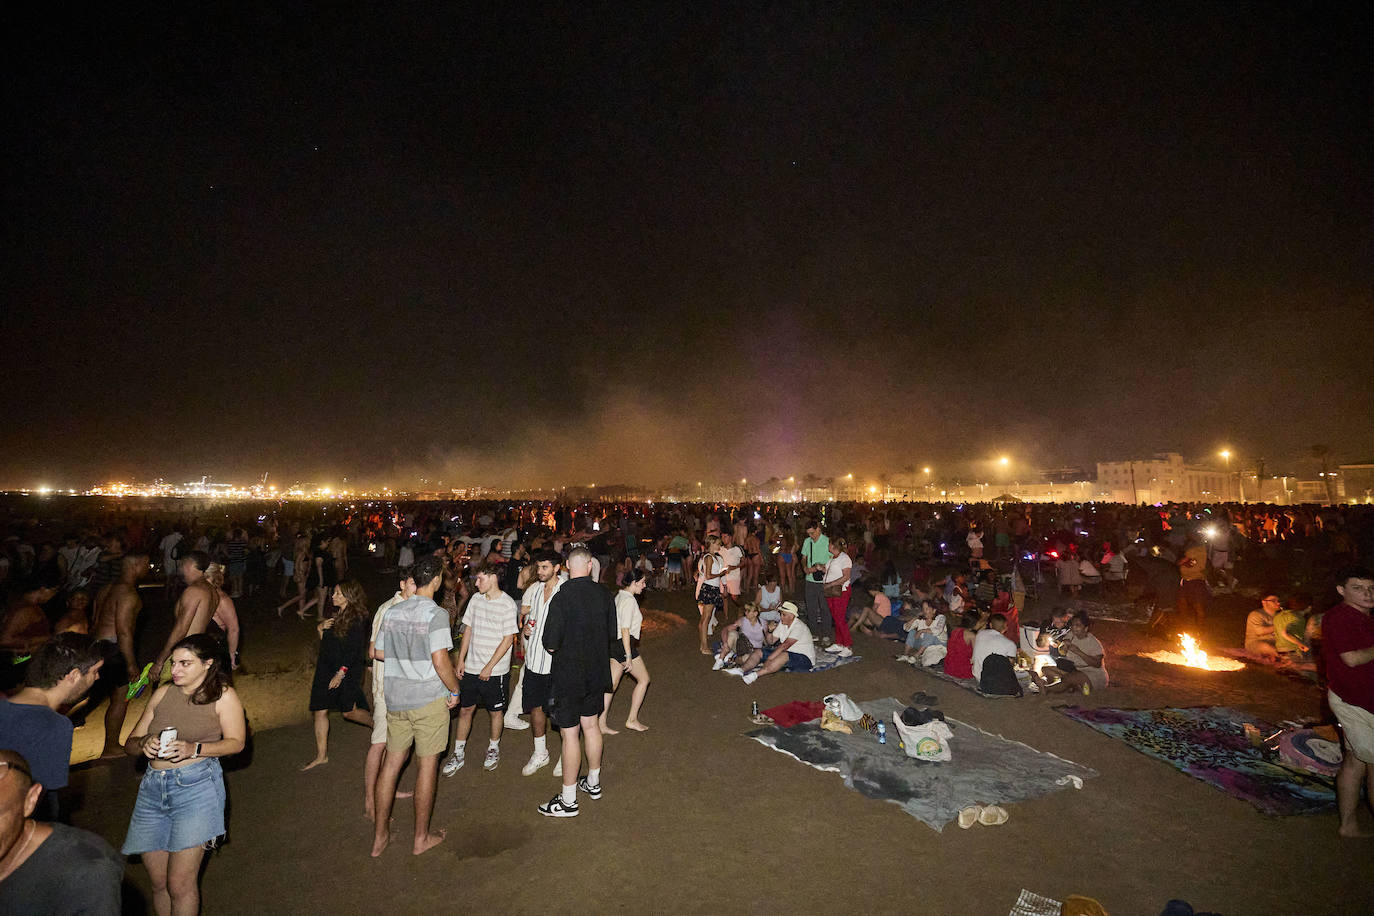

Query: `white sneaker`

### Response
(483, 747, 500, 771)
(503, 714, 531, 731)
(712, 656, 726, 671)
(824, 643, 843, 653)
(741, 672, 759, 685)
(722, 667, 745, 677)
(834, 646, 853, 658)
(553, 757, 563, 777)
(522, 752, 551, 776)
(440, 750, 465, 777)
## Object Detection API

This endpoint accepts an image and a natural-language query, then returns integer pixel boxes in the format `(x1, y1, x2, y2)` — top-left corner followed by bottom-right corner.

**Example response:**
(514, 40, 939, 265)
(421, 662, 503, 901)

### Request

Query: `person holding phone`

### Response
(800, 520, 833, 645)
(121, 634, 246, 916)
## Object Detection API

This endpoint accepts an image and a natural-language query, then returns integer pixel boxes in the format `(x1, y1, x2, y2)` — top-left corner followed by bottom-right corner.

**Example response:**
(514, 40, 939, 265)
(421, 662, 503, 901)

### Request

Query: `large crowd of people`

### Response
(3, 495, 1374, 910)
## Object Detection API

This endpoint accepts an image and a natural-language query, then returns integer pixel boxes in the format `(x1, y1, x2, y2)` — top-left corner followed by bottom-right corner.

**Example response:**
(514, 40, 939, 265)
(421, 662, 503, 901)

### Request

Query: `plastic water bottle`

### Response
(877, 722, 887, 744)
(751, 700, 759, 717)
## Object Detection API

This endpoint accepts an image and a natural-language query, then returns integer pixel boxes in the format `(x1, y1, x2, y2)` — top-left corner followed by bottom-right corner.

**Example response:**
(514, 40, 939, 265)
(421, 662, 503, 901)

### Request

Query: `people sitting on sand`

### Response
(1020, 607, 1071, 675)
(972, 612, 1020, 696)
(854, 580, 901, 638)
(1244, 595, 1281, 663)
(943, 611, 980, 679)
(1272, 597, 1311, 659)
(712, 603, 766, 671)
(1056, 550, 1083, 597)
(897, 601, 948, 666)
(972, 569, 998, 607)
(728, 601, 815, 685)
(1040, 612, 1108, 695)
(757, 570, 783, 614)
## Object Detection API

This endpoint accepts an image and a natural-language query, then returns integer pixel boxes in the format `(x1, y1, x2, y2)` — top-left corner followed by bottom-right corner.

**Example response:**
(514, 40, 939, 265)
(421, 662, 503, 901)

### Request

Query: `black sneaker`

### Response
(538, 795, 579, 818)
(576, 777, 602, 800)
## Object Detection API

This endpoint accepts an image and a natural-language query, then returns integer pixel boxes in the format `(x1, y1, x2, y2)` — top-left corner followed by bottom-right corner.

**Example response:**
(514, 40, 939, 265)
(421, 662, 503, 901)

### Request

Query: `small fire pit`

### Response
(1140, 633, 1246, 672)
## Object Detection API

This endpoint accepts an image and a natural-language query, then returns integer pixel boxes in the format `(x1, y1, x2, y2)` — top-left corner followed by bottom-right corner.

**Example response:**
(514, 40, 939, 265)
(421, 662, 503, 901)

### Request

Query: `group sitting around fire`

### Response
(707, 558, 1109, 698)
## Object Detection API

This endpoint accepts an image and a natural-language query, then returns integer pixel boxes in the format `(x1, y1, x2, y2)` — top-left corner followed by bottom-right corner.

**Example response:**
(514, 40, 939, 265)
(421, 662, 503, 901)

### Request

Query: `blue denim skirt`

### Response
(122, 757, 226, 854)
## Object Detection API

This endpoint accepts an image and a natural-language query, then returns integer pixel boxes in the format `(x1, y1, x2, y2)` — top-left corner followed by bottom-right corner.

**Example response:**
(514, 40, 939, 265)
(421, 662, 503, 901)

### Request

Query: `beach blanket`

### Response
(796, 652, 862, 675)
(747, 697, 1096, 831)
(1056, 705, 1335, 815)
(910, 660, 1027, 699)
(909, 661, 980, 692)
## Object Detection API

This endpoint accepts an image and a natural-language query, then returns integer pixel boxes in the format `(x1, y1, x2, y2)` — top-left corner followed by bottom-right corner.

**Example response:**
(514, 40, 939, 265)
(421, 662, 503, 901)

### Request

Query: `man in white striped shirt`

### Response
(518, 550, 565, 776)
(442, 564, 519, 775)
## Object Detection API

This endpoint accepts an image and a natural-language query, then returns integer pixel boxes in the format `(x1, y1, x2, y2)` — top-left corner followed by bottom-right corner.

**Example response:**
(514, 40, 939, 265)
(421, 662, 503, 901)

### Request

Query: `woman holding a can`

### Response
(122, 633, 246, 916)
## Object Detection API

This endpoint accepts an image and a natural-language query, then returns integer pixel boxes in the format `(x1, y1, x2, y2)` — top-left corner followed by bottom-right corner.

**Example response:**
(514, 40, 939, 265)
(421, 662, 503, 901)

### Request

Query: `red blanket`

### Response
(763, 700, 826, 727)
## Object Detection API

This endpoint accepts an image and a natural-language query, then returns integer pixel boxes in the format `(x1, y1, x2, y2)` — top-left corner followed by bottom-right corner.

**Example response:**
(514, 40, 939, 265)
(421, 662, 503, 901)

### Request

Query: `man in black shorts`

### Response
(441, 565, 518, 776)
(537, 548, 614, 818)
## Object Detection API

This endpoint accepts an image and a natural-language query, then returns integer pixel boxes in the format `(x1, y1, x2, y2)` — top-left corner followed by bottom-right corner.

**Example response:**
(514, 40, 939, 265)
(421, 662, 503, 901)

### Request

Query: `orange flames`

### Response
(1141, 633, 1246, 672)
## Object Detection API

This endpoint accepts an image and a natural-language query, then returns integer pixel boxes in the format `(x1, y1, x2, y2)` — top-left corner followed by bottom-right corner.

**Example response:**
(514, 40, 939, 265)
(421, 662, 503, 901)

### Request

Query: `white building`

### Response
(1095, 452, 1232, 504)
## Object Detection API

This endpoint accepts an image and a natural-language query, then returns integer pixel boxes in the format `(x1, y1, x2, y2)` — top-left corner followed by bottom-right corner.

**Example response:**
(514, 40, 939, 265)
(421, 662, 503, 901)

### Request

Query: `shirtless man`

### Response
(90, 553, 149, 756)
(149, 551, 219, 687)
(0, 571, 60, 656)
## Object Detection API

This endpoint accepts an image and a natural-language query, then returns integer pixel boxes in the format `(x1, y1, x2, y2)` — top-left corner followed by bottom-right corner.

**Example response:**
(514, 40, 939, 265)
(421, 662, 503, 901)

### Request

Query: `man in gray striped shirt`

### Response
(371, 556, 459, 857)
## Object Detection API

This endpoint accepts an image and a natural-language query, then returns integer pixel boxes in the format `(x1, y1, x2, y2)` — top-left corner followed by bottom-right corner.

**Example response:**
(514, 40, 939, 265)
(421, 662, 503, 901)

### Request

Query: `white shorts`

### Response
(1329, 690, 1374, 764)
(370, 678, 388, 745)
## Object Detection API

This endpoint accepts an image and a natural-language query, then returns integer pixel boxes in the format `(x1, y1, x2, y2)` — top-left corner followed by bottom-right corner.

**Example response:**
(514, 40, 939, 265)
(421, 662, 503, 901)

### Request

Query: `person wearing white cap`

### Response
(726, 601, 815, 685)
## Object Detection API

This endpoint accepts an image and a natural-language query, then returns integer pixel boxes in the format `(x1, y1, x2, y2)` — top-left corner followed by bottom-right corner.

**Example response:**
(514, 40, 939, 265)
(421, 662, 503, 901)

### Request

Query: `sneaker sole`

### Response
(539, 806, 579, 818)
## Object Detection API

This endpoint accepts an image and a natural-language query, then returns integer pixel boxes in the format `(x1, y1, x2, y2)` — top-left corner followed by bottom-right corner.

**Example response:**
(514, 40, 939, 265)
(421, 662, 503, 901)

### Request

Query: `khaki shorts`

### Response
(1329, 690, 1374, 764)
(385, 696, 449, 758)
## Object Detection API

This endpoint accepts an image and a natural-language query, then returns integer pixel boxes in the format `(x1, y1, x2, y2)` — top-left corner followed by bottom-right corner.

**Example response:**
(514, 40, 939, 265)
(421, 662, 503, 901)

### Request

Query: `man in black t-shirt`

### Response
(537, 549, 614, 818)
(0, 749, 123, 915)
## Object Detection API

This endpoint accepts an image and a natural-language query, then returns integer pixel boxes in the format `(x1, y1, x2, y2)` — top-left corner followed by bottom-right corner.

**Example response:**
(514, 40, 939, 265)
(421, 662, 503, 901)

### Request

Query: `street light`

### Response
(1219, 449, 1240, 501)
(999, 456, 1010, 466)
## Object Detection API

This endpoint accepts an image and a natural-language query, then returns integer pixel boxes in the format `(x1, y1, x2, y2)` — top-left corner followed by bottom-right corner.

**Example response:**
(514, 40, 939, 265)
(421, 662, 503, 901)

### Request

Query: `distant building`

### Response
(1095, 452, 1231, 504)
(1038, 466, 1090, 485)
(1338, 463, 1373, 504)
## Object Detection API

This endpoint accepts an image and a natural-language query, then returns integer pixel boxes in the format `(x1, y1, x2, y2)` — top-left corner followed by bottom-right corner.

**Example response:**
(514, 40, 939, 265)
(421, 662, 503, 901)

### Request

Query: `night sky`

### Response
(4, 4, 1371, 490)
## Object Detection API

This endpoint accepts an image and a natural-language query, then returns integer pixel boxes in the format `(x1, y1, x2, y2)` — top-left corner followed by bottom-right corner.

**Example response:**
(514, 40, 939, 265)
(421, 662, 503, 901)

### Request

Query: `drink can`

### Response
(158, 726, 178, 758)
(877, 722, 887, 744)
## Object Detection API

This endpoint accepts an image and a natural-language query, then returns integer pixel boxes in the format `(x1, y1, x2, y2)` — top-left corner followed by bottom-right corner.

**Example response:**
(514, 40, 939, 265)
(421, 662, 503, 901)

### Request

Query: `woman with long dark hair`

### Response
(301, 579, 373, 771)
(122, 634, 245, 916)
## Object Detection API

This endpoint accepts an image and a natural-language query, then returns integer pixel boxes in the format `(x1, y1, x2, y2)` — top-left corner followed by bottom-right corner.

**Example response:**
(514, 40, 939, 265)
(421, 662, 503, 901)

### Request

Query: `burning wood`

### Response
(1141, 633, 1246, 671)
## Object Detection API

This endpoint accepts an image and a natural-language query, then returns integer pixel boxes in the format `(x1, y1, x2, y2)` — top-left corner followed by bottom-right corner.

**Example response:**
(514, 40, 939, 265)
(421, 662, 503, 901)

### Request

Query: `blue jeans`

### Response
(122, 757, 225, 854)
(906, 630, 943, 651)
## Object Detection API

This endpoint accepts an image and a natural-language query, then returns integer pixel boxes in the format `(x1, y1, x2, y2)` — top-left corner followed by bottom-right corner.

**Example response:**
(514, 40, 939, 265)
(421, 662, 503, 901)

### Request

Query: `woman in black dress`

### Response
(301, 579, 372, 771)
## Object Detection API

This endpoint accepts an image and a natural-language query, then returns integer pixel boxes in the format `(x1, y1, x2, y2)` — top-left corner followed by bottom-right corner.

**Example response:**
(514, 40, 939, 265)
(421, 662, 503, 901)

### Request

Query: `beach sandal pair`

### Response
(957, 804, 1010, 828)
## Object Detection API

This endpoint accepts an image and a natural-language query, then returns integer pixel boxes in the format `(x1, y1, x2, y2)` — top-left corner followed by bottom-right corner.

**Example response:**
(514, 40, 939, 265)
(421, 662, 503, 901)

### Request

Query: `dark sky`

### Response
(4, 3, 1371, 489)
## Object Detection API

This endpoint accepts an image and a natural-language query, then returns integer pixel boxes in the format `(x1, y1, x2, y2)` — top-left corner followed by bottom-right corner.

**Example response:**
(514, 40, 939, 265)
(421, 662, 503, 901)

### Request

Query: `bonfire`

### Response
(1141, 633, 1246, 672)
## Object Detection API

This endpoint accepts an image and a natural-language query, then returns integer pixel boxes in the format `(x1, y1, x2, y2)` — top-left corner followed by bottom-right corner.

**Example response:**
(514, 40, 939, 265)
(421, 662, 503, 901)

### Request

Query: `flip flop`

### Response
(957, 806, 982, 829)
(978, 805, 1009, 826)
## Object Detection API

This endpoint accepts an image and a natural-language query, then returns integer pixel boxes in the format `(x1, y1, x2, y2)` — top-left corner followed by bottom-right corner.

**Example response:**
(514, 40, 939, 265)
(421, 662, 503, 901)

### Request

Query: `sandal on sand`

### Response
(978, 805, 1009, 826)
(958, 806, 983, 829)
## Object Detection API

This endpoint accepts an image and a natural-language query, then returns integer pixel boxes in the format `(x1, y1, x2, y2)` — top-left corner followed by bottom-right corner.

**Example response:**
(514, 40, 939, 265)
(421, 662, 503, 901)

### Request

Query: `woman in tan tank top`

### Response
(121, 633, 246, 916)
